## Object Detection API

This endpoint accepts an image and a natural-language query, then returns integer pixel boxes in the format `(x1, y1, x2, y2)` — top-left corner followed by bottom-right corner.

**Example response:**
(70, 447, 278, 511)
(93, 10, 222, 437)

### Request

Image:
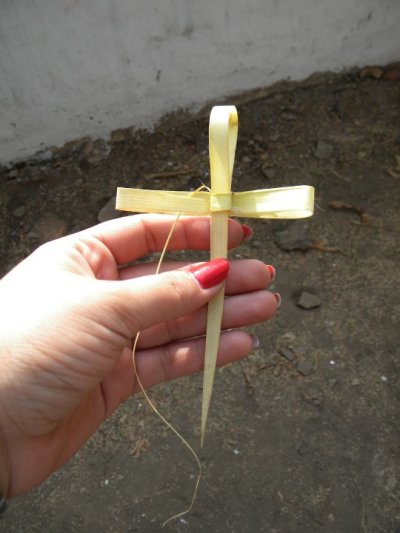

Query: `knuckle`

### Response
(140, 217, 158, 254)
(168, 275, 189, 306)
(159, 344, 175, 382)
(165, 318, 183, 343)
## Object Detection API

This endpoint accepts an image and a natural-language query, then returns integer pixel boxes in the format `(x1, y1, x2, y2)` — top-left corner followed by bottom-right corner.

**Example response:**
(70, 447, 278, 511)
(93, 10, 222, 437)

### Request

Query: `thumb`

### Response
(107, 258, 230, 335)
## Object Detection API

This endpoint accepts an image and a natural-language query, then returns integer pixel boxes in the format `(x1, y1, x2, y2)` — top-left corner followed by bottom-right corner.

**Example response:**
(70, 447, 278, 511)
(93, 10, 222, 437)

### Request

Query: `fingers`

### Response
(121, 259, 275, 347)
(84, 214, 247, 265)
(137, 289, 277, 349)
(119, 258, 272, 295)
(135, 330, 255, 391)
(104, 259, 231, 336)
(100, 330, 256, 416)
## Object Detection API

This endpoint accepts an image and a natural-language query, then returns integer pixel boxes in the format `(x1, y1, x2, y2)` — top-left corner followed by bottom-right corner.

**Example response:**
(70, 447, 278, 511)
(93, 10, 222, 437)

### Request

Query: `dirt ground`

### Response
(0, 69, 399, 533)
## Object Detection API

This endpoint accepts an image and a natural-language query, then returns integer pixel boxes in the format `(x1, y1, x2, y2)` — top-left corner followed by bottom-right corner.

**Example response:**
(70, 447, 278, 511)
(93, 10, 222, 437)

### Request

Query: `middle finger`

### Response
(119, 259, 273, 296)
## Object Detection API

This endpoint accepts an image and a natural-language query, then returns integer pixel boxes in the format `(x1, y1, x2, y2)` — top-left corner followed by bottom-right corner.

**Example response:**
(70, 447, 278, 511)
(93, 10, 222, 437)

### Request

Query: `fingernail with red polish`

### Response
(267, 265, 276, 281)
(190, 258, 230, 289)
(241, 224, 253, 240)
(274, 293, 282, 308)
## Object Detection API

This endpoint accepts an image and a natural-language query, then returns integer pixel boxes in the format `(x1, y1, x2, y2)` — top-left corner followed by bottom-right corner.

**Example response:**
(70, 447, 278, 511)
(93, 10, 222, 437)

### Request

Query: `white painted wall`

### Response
(0, 0, 399, 164)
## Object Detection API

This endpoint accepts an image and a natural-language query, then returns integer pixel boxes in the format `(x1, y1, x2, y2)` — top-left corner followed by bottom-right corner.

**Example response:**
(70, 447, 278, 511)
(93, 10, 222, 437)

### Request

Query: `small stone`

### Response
(281, 112, 297, 121)
(54, 136, 90, 156)
(279, 347, 296, 362)
(87, 155, 105, 165)
(262, 165, 275, 179)
(359, 65, 383, 79)
(82, 140, 95, 155)
(314, 140, 334, 159)
(110, 128, 132, 143)
(326, 131, 367, 145)
(13, 205, 26, 217)
(26, 230, 37, 240)
(269, 134, 280, 142)
(274, 221, 314, 251)
(98, 196, 118, 223)
(86, 140, 110, 163)
(296, 361, 313, 376)
(273, 366, 281, 377)
(7, 169, 20, 180)
(297, 291, 321, 309)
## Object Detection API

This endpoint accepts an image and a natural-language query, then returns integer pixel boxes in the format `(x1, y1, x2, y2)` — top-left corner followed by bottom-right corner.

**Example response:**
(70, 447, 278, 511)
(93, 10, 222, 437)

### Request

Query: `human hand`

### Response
(0, 215, 278, 498)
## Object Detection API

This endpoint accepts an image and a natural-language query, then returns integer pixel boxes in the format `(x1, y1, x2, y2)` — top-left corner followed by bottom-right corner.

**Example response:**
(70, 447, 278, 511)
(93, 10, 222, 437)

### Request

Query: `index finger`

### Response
(82, 214, 247, 265)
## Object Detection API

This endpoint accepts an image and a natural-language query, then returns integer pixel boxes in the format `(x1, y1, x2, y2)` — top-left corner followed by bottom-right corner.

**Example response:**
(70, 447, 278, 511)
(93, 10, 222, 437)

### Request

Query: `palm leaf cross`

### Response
(116, 105, 314, 446)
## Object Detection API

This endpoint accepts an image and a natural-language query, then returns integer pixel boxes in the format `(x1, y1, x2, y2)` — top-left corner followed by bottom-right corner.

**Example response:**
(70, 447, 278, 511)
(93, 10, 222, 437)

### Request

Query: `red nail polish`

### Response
(241, 224, 253, 240)
(267, 265, 276, 281)
(190, 258, 230, 289)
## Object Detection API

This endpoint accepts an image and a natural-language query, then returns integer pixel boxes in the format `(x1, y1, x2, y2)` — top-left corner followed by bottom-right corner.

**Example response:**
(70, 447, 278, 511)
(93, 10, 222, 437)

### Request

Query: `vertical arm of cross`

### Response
(201, 106, 238, 446)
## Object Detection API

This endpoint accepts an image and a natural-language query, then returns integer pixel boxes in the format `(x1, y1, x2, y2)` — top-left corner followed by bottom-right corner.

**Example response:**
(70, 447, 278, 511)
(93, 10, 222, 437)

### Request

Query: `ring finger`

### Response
(119, 258, 274, 296)
(137, 289, 278, 349)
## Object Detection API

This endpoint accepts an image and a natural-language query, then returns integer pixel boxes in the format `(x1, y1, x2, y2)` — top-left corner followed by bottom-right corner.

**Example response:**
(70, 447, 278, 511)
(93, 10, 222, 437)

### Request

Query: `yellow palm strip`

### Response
(116, 105, 315, 446)
(199, 106, 237, 446)
(116, 186, 314, 219)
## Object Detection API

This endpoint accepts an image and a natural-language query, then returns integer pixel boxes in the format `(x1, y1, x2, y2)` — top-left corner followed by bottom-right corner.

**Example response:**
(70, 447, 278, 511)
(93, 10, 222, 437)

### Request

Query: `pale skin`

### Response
(0, 214, 278, 499)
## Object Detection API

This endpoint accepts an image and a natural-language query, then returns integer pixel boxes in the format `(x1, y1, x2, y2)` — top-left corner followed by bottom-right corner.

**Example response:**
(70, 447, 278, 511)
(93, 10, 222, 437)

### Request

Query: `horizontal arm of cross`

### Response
(116, 185, 314, 219)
